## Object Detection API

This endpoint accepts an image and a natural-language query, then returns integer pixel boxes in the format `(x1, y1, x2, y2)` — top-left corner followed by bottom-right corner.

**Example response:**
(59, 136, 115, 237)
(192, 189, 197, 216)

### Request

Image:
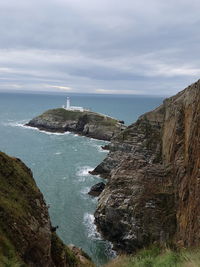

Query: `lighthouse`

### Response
(66, 97, 70, 109)
(63, 96, 88, 112)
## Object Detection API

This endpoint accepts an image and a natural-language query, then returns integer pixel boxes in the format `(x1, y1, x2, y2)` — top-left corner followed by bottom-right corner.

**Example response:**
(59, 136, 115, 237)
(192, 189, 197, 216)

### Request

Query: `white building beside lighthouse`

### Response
(66, 97, 70, 109)
(63, 97, 87, 112)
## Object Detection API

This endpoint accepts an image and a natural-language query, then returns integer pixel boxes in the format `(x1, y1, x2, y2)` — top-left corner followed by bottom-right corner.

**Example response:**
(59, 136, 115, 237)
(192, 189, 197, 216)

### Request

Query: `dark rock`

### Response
(93, 79, 200, 253)
(51, 225, 59, 232)
(101, 144, 110, 150)
(88, 182, 105, 197)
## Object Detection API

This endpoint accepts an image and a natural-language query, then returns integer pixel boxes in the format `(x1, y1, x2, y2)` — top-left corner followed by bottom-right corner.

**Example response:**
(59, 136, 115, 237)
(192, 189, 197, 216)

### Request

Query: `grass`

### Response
(41, 108, 119, 127)
(104, 246, 200, 267)
(43, 108, 86, 120)
(0, 151, 44, 265)
(51, 233, 78, 266)
(0, 231, 25, 267)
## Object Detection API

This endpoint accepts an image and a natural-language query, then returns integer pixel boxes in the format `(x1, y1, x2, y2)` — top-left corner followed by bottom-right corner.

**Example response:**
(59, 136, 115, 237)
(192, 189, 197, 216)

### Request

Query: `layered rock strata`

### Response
(26, 108, 126, 141)
(0, 151, 93, 266)
(92, 80, 200, 253)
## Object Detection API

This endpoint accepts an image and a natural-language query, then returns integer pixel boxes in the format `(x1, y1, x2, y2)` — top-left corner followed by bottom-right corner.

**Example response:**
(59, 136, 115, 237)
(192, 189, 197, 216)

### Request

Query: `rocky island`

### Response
(91, 80, 200, 254)
(26, 108, 126, 141)
(0, 151, 93, 266)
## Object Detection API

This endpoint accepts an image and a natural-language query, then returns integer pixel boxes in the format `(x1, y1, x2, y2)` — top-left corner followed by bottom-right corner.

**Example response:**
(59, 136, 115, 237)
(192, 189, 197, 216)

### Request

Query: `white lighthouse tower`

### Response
(63, 96, 88, 112)
(66, 97, 70, 109)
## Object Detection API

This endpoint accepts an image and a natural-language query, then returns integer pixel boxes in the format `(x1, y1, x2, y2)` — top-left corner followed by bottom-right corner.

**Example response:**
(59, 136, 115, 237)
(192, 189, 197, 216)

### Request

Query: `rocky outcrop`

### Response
(92, 80, 200, 253)
(26, 108, 126, 141)
(88, 182, 106, 197)
(0, 151, 93, 266)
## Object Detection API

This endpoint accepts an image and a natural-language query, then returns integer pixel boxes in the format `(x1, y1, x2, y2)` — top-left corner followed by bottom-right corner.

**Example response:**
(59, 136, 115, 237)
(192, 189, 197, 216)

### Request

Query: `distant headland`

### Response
(26, 97, 126, 141)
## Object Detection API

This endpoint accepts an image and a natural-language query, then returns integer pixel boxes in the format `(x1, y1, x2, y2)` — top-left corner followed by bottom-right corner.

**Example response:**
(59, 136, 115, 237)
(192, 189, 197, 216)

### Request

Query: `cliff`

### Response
(92, 80, 200, 253)
(26, 108, 126, 141)
(0, 151, 93, 266)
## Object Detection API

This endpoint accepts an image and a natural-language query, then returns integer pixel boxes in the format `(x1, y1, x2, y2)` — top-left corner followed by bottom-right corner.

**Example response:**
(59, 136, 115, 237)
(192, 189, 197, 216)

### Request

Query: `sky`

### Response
(0, 0, 200, 95)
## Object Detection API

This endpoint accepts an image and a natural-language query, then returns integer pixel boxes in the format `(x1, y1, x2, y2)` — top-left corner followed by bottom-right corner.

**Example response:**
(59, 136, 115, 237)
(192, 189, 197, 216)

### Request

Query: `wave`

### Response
(80, 186, 90, 195)
(91, 143, 108, 153)
(54, 152, 62, 155)
(76, 166, 94, 177)
(3, 120, 70, 136)
(3, 120, 28, 128)
(83, 213, 101, 240)
(83, 213, 117, 258)
(42, 131, 70, 136)
(87, 139, 109, 153)
(104, 242, 117, 259)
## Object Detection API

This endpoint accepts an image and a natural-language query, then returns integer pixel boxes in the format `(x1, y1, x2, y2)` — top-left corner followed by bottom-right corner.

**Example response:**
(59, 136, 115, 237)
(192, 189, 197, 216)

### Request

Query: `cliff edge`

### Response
(26, 108, 126, 141)
(0, 151, 93, 266)
(92, 80, 200, 253)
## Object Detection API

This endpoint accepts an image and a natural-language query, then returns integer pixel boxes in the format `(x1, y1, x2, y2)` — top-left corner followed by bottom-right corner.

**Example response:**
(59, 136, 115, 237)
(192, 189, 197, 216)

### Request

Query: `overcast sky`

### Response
(0, 0, 200, 95)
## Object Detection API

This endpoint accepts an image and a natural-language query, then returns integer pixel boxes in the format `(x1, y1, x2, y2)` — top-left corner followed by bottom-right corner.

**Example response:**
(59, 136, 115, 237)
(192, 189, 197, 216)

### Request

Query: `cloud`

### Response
(95, 89, 143, 95)
(0, 0, 200, 95)
(46, 85, 73, 91)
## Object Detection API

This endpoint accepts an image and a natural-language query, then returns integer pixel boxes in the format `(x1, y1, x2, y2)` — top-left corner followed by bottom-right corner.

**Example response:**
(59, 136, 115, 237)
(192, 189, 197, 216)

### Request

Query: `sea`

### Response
(0, 91, 164, 266)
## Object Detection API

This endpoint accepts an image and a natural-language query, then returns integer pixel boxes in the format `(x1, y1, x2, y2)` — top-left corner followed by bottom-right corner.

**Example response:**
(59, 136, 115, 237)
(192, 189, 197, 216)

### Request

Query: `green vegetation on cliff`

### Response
(0, 151, 41, 266)
(105, 246, 200, 267)
(0, 151, 93, 266)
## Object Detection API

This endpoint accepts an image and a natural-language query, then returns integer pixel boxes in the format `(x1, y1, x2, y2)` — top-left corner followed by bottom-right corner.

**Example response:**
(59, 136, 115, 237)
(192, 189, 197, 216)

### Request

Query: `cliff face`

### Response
(93, 80, 200, 253)
(0, 152, 93, 266)
(26, 108, 126, 141)
(162, 84, 200, 247)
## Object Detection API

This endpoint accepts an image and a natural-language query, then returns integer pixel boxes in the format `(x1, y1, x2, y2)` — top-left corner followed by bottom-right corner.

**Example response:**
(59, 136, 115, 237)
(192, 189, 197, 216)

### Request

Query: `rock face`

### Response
(0, 151, 93, 266)
(88, 182, 106, 197)
(93, 80, 200, 253)
(26, 108, 126, 141)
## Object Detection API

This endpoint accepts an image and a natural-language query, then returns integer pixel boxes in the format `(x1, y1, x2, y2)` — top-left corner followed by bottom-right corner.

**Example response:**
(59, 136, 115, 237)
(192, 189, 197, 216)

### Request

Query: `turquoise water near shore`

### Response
(0, 92, 163, 265)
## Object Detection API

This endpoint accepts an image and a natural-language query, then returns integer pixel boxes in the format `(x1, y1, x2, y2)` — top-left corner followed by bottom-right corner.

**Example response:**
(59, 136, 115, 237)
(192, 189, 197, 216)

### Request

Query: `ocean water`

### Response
(0, 92, 164, 265)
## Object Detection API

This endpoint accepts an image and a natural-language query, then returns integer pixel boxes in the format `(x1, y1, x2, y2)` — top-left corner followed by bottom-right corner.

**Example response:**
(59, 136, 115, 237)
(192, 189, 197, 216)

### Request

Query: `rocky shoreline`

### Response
(26, 108, 126, 141)
(1, 80, 199, 265)
(91, 80, 200, 253)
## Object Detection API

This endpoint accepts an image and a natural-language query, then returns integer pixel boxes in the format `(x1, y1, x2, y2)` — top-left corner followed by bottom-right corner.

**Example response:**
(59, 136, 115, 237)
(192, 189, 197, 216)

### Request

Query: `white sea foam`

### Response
(76, 166, 93, 177)
(3, 120, 29, 128)
(104, 242, 117, 259)
(39, 131, 70, 136)
(80, 186, 90, 195)
(83, 213, 101, 240)
(80, 186, 92, 200)
(87, 139, 109, 153)
(94, 144, 108, 153)
(54, 152, 62, 155)
(83, 214, 117, 258)
(3, 120, 70, 135)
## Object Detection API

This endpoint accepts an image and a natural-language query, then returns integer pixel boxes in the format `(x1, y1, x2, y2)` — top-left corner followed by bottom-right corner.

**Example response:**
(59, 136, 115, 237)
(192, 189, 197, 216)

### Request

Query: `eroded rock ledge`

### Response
(0, 151, 93, 266)
(92, 80, 200, 253)
(26, 108, 126, 141)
